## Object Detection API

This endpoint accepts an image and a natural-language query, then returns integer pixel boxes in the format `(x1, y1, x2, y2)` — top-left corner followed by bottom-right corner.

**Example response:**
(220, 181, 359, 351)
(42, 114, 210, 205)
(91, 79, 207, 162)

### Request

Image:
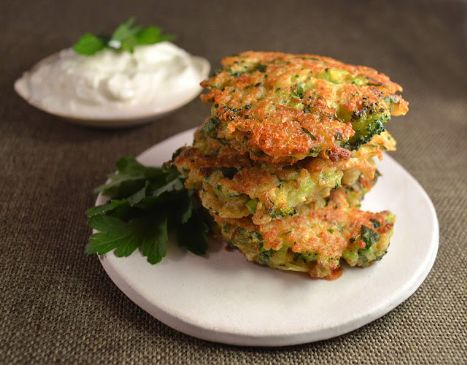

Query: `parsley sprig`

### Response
(86, 157, 209, 264)
(74, 17, 175, 56)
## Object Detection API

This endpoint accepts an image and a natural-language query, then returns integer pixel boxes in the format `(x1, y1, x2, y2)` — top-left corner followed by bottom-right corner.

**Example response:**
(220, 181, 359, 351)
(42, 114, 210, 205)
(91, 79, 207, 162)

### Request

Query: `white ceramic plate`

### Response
(15, 56, 210, 128)
(97, 128, 439, 346)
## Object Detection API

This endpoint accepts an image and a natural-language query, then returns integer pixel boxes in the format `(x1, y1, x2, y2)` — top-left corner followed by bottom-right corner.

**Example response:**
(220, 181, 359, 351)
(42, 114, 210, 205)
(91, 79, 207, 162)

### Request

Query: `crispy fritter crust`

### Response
(201, 51, 408, 164)
(174, 131, 395, 224)
(215, 197, 395, 279)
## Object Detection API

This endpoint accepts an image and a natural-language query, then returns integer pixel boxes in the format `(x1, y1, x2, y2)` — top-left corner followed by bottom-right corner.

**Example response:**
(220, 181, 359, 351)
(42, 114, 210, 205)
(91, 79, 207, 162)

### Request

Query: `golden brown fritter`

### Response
(174, 130, 395, 224)
(215, 196, 395, 279)
(201, 51, 408, 164)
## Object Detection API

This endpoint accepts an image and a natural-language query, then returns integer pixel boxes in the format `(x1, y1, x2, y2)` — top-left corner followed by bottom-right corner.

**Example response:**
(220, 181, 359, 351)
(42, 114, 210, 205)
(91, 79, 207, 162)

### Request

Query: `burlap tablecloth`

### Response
(1, 0, 466, 363)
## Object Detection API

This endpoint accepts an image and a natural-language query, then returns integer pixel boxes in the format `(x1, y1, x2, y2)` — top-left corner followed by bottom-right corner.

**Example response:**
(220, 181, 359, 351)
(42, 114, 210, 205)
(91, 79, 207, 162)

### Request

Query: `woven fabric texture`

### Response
(1, 0, 466, 364)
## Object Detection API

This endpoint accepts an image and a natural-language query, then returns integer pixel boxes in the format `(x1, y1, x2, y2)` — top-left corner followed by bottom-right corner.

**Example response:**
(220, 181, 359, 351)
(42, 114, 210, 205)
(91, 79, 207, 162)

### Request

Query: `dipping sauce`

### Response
(15, 42, 209, 121)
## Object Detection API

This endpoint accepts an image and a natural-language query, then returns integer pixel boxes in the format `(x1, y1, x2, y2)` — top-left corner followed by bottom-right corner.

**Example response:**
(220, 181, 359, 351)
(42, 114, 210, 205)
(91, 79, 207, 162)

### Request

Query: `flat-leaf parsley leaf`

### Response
(73, 33, 106, 55)
(74, 17, 175, 56)
(86, 157, 209, 264)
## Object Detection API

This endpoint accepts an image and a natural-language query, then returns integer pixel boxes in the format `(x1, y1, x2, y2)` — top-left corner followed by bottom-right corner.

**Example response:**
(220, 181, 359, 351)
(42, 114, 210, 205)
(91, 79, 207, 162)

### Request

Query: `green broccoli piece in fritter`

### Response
(344, 103, 390, 150)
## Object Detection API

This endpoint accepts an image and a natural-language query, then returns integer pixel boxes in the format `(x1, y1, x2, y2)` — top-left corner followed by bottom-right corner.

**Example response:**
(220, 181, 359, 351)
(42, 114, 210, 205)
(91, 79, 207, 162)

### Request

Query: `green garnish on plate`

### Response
(86, 157, 209, 264)
(73, 17, 175, 56)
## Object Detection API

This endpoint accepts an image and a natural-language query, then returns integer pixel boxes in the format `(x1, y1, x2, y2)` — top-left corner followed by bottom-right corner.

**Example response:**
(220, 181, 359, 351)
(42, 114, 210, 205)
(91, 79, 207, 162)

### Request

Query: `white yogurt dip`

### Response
(15, 42, 210, 123)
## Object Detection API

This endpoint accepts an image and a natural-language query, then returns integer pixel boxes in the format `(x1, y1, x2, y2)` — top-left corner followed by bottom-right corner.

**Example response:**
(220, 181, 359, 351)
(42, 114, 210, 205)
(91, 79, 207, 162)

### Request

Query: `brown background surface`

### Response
(1, 0, 466, 364)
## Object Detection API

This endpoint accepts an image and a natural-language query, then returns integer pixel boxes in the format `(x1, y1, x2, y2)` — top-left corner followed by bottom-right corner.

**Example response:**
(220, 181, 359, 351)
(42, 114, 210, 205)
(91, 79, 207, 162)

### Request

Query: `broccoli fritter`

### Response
(215, 197, 395, 279)
(174, 130, 395, 224)
(168, 51, 407, 280)
(201, 51, 408, 164)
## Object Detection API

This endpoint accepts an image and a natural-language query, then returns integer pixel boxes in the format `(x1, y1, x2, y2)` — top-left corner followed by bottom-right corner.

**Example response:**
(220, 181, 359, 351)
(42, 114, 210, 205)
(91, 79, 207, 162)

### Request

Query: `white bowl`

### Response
(14, 55, 210, 128)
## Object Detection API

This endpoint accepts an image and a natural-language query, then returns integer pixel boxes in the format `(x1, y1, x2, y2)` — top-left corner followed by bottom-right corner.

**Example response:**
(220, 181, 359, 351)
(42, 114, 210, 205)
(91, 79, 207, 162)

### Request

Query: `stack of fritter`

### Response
(174, 51, 408, 279)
